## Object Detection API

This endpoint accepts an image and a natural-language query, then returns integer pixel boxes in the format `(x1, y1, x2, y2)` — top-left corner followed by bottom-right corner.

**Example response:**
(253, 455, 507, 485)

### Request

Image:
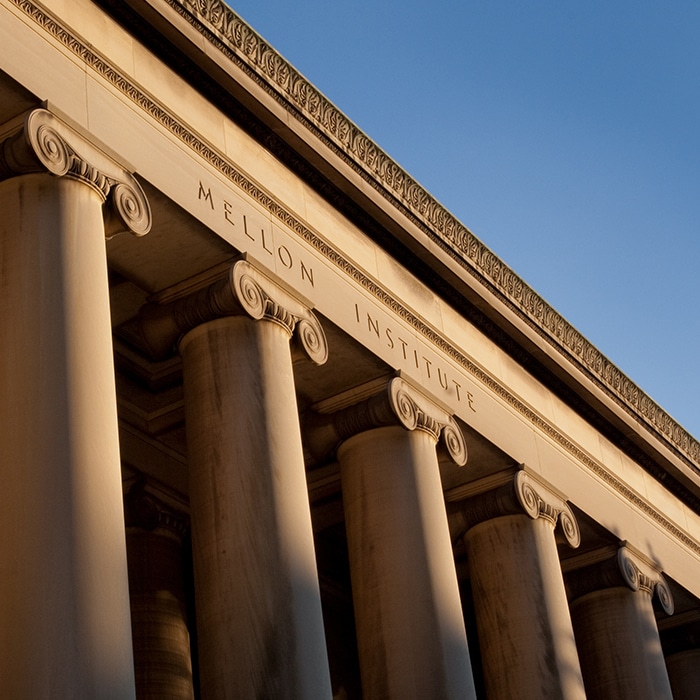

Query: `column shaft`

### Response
(665, 649, 700, 700)
(127, 526, 194, 699)
(466, 514, 585, 700)
(571, 587, 673, 700)
(0, 174, 135, 698)
(181, 315, 331, 699)
(340, 425, 476, 700)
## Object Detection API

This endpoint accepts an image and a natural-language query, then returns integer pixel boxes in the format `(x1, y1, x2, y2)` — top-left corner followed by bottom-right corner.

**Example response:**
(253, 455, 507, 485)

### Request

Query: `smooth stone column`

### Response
(310, 377, 476, 700)
(0, 108, 150, 698)
(666, 649, 700, 699)
(125, 484, 194, 700)
(459, 469, 585, 700)
(140, 259, 332, 699)
(568, 544, 674, 700)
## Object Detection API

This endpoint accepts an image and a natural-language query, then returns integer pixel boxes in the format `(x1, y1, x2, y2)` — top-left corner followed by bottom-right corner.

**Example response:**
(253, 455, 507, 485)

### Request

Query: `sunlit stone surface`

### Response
(0, 1, 699, 696)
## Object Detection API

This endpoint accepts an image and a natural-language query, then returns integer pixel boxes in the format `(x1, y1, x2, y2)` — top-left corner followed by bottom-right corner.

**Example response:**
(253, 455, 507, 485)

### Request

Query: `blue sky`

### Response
(227, 1, 700, 438)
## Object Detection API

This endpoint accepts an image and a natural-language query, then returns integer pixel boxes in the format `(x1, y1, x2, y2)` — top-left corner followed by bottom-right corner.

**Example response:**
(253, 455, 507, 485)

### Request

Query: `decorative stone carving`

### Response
(567, 543, 674, 614)
(618, 546, 674, 613)
(306, 375, 467, 466)
(456, 467, 581, 548)
(0, 107, 151, 237)
(139, 256, 328, 363)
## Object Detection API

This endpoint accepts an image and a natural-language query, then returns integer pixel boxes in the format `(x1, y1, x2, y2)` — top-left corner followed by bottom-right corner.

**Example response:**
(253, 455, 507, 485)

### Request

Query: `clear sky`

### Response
(227, 1, 700, 439)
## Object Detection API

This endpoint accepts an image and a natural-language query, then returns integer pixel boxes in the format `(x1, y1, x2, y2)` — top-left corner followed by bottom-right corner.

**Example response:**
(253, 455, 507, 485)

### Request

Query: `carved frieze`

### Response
(0, 107, 151, 237)
(305, 376, 467, 466)
(139, 257, 328, 364)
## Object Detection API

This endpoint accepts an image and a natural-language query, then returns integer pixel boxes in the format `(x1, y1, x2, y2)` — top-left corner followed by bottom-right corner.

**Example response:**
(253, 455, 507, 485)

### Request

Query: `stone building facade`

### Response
(0, 0, 699, 698)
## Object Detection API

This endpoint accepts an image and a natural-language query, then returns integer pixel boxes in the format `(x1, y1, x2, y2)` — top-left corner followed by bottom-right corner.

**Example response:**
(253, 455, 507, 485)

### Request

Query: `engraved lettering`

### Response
(278, 245, 293, 269)
(198, 181, 214, 209)
(385, 327, 395, 349)
(347, 300, 477, 413)
(243, 214, 255, 241)
(367, 314, 380, 339)
(196, 181, 315, 289)
(261, 228, 273, 255)
(300, 260, 315, 288)
(223, 200, 235, 226)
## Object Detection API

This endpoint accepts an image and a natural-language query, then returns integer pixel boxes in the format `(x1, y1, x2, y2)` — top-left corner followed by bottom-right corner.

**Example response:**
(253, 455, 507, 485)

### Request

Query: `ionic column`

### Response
(0, 108, 150, 698)
(139, 258, 333, 699)
(665, 649, 700, 700)
(455, 468, 585, 700)
(567, 544, 674, 700)
(125, 483, 194, 699)
(661, 617, 700, 700)
(308, 377, 477, 700)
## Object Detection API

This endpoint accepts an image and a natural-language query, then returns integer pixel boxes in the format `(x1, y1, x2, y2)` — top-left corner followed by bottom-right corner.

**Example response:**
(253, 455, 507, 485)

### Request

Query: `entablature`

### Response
(88, 0, 700, 487)
(2, 0, 699, 597)
(3, 0, 696, 498)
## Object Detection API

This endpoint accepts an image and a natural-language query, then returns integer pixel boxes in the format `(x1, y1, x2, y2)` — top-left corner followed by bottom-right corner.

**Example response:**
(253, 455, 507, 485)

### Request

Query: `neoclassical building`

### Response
(1, 1, 699, 698)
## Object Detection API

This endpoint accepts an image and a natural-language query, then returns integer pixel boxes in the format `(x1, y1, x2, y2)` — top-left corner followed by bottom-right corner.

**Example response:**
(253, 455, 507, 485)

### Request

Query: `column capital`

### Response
(567, 543, 674, 613)
(306, 375, 467, 466)
(124, 481, 189, 540)
(618, 546, 673, 611)
(138, 257, 328, 363)
(0, 107, 151, 237)
(453, 467, 580, 548)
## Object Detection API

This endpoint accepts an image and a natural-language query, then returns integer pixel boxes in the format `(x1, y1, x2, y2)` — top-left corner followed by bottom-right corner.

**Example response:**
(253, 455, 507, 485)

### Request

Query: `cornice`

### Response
(9, 0, 700, 545)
